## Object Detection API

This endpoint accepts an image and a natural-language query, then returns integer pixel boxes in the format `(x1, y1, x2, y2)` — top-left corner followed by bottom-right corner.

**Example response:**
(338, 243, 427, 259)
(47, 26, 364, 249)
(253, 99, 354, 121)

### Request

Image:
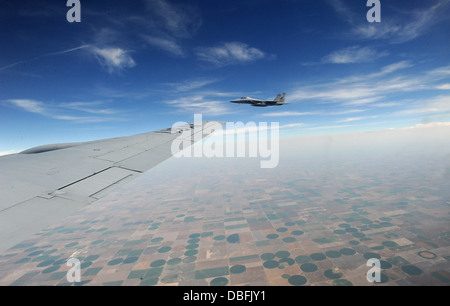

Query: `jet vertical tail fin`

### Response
(275, 93, 286, 104)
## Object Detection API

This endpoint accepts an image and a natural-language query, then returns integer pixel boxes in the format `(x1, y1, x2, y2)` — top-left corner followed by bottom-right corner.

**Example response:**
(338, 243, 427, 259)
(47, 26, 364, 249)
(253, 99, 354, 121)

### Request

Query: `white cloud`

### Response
(372, 61, 413, 77)
(395, 95, 450, 116)
(6, 99, 124, 123)
(280, 123, 308, 129)
(143, 35, 184, 56)
(404, 122, 450, 129)
(0, 44, 137, 75)
(307, 124, 352, 130)
(337, 115, 378, 123)
(288, 62, 443, 105)
(166, 96, 232, 115)
(51, 115, 119, 123)
(337, 117, 362, 123)
(145, 0, 202, 38)
(328, 109, 367, 115)
(436, 84, 450, 90)
(89, 47, 136, 73)
(371, 102, 401, 108)
(343, 97, 383, 106)
(322, 46, 388, 64)
(0, 45, 89, 72)
(428, 65, 450, 76)
(8, 99, 46, 114)
(196, 42, 266, 66)
(332, 61, 412, 84)
(129, 1, 202, 60)
(60, 102, 118, 115)
(167, 79, 218, 92)
(283, 63, 450, 128)
(330, 0, 450, 43)
(262, 109, 367, 118)
(355, 1, 450, 43)
(0, 150, 20, 156)
(353, 23, 401, 41)
(262, 111, 315, 117)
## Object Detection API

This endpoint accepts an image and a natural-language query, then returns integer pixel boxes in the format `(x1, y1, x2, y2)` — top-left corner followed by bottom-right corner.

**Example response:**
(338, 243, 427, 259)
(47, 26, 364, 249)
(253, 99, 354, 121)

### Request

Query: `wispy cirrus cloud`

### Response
(284, 62, 450, 127)
(74, 1, 201, 58)
(165, 78, 219, 92)
(133, 0, 202, 57)
(289, 61, 424, 105)
(329, 0, 450, 43)
(322, 46, 388, 64)
(356, 1, 450, 43)
(403, 121, 450, 129)
(263, 108, 367, 118)
(393, 95, 450, 117)
(436, 84, 450, 90)
(142, 35, 184, 57)
(337, 115, 378, 123)
(59, 101, 119, 115)
(7, 99, 47, 115)
(144, 0, 202, 39)
(166, 95, 233, 116)
(0, 45, 90, 72)
(428, 65, 450, 76)
(367, 61, 413, 78)
(0, 1, 202, 72)
(262, 111, 315, 117)
(196, 42, 267, 67)
(88, 47, 136, 73)
(1, 44, 136, 74)
(6, 99, 125, 123)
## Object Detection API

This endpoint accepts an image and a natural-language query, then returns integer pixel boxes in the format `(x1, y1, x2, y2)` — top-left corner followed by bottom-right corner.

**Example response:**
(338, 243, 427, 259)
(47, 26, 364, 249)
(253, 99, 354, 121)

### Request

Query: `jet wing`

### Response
(0, 121, 224, 254)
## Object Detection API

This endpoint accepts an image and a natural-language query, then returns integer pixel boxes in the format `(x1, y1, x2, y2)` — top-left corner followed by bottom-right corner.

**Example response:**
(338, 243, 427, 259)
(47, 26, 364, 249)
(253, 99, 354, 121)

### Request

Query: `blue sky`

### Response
(1, 0, 449, 154)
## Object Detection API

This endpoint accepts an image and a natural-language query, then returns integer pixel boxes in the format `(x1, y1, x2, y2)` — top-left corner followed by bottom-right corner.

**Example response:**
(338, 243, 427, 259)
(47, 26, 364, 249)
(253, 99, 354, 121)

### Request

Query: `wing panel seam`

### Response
(57, 167, 112, 190)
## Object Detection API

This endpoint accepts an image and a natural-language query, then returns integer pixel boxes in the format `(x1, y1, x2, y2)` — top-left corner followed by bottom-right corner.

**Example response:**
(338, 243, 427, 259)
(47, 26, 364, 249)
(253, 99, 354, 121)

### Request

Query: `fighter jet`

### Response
(230, 93, 286, 107)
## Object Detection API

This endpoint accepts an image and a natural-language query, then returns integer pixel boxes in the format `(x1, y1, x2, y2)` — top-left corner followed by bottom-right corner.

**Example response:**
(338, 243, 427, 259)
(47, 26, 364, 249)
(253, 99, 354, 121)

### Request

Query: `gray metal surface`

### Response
(0, 121, 224, 253)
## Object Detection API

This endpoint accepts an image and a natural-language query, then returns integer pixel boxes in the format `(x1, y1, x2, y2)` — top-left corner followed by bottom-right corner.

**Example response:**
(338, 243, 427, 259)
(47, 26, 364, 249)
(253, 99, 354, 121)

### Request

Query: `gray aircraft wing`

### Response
(0, 121, 224, 254)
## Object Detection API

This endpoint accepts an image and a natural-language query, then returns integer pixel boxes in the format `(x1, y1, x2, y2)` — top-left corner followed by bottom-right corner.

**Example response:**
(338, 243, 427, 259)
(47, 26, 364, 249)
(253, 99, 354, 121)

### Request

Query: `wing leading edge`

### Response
(0, 121, 224, 254)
